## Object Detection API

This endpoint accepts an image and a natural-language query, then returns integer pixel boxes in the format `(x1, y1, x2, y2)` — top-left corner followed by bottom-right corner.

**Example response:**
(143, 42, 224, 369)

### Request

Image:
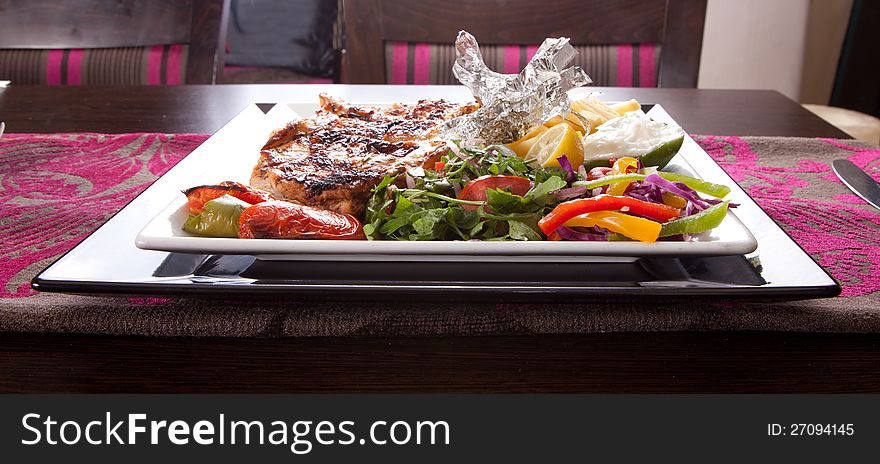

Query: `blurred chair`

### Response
(0, 0, 228, 85)
(799, 0, 879, 145)
(340, 0, 706, 87)
(218, 0, 339, 84)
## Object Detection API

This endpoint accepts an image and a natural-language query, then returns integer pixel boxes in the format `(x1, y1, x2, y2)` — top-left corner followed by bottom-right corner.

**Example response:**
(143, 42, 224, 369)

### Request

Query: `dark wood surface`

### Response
(0, 84, 870, 393)
(1, 332, 878, 393)
(0, 85, 849, 137)
(341, 0, 706, 87)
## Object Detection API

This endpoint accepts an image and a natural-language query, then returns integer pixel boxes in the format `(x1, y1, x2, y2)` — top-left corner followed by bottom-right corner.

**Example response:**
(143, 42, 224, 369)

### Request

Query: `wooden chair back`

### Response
(0, 0, 229, 84)
(340, 0, 706, 87)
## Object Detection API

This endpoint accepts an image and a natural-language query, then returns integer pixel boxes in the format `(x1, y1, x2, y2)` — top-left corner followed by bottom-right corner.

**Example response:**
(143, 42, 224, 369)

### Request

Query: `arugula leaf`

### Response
(507, 220, 543, 241)
(525, 176, 567, 204)
(412, 211, 442, 239)
(485, 188, 529, 214)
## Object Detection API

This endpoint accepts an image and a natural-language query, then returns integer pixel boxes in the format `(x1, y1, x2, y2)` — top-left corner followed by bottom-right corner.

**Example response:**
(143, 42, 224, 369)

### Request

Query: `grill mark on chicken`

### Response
(250, 94, 479, 216)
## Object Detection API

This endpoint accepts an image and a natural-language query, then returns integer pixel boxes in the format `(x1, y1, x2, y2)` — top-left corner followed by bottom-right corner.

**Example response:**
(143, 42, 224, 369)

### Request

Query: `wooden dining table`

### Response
(1, 84, 878, 393)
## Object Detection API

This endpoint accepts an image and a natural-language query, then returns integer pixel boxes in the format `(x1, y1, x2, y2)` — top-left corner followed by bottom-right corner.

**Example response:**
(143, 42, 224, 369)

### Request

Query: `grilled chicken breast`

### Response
(250, 94, 479, 217)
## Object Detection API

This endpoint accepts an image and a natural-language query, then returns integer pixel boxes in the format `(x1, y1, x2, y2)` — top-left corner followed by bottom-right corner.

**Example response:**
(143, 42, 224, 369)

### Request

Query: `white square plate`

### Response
(135, 100, 757, 262)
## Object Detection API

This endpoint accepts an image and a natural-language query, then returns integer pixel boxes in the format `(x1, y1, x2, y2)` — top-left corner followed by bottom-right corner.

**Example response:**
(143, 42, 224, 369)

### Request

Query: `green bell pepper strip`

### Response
(658, 201, 729, 237)
(182, 194, 251, 237)
(653, 172, 731, 198)
(573, 173, 644, 190)
(572, 172, 730, 198)
(606, 201, 730, 241)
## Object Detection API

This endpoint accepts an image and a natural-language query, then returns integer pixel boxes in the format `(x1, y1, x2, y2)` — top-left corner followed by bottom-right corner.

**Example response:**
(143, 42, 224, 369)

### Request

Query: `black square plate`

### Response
(32, 99, 841, 301)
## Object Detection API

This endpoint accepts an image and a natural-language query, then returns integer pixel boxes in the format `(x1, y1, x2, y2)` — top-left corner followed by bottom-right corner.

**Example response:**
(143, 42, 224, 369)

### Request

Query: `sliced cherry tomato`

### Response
(434, 161, 446, 171)
(457, 175, 532, 211)
(184, 181, 275, 214)
(587, 167, 613, 181)
(538, 195, 681, 235)
(239, 200, 366, 240)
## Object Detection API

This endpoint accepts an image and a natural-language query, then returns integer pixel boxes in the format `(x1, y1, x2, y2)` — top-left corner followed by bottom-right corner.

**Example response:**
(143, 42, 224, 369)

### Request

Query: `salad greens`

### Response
(364, 145, 567, 241)
(362, 131, 730, 243)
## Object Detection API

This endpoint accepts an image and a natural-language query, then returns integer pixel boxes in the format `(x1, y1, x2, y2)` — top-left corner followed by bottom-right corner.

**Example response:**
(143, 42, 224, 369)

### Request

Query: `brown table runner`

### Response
(1, 134, 878, 336)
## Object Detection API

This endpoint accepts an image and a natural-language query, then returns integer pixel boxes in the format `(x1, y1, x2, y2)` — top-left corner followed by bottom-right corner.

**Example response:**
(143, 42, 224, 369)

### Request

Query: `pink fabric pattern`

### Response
(616, 44, 633, 87)
(0, 134, 877, 304)
(146, 45, 164, 85)
(67, 49, 84, 85)
(504, 45, 520, 74)
(45, 50, 64, 86)
(165, 44, 184, 86)
(390, 42, 408, 84)
(525, 45, 539, 61)
(638, 44, 656, 87)
(694, 135, 880, 298)
(0, 133, 209, 298)
(413, 43, 431, 84)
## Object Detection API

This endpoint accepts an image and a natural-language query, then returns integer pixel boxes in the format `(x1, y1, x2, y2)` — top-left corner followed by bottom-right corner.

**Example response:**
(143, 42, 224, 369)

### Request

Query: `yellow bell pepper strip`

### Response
(563, 211, 661, 242)
(606, 179, 632, 196)
(661, 192, 688, 208)
(538, 195, 681, 235)
(606, 156, 640, 196)
(612, 157, 640, 173)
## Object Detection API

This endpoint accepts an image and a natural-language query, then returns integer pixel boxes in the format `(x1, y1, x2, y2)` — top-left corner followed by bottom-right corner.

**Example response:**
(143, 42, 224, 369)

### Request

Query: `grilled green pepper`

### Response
(182, 194, 251, 237)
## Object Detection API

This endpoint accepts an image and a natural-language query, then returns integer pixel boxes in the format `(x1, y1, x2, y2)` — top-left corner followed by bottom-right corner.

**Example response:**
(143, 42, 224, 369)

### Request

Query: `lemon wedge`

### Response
(525, 124, 584, 168)
(507, 125, 549, 158)
(543, 114, 587, 136)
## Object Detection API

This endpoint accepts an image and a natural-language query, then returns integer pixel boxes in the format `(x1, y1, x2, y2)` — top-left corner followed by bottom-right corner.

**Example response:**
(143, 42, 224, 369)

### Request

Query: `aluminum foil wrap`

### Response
(443, 31, 592, 144)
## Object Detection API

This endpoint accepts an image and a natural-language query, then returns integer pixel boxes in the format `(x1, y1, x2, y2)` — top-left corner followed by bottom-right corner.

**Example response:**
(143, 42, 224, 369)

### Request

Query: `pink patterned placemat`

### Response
(0, 133, 878, 336)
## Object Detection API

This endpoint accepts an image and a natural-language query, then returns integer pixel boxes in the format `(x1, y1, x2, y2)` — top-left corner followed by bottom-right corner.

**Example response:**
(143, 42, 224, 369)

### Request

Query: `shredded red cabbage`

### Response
(556, 154, 577, 183)
(555, 226, 607, 241)
(626, 181, 664, 204)
(643, 174, 712, 211)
